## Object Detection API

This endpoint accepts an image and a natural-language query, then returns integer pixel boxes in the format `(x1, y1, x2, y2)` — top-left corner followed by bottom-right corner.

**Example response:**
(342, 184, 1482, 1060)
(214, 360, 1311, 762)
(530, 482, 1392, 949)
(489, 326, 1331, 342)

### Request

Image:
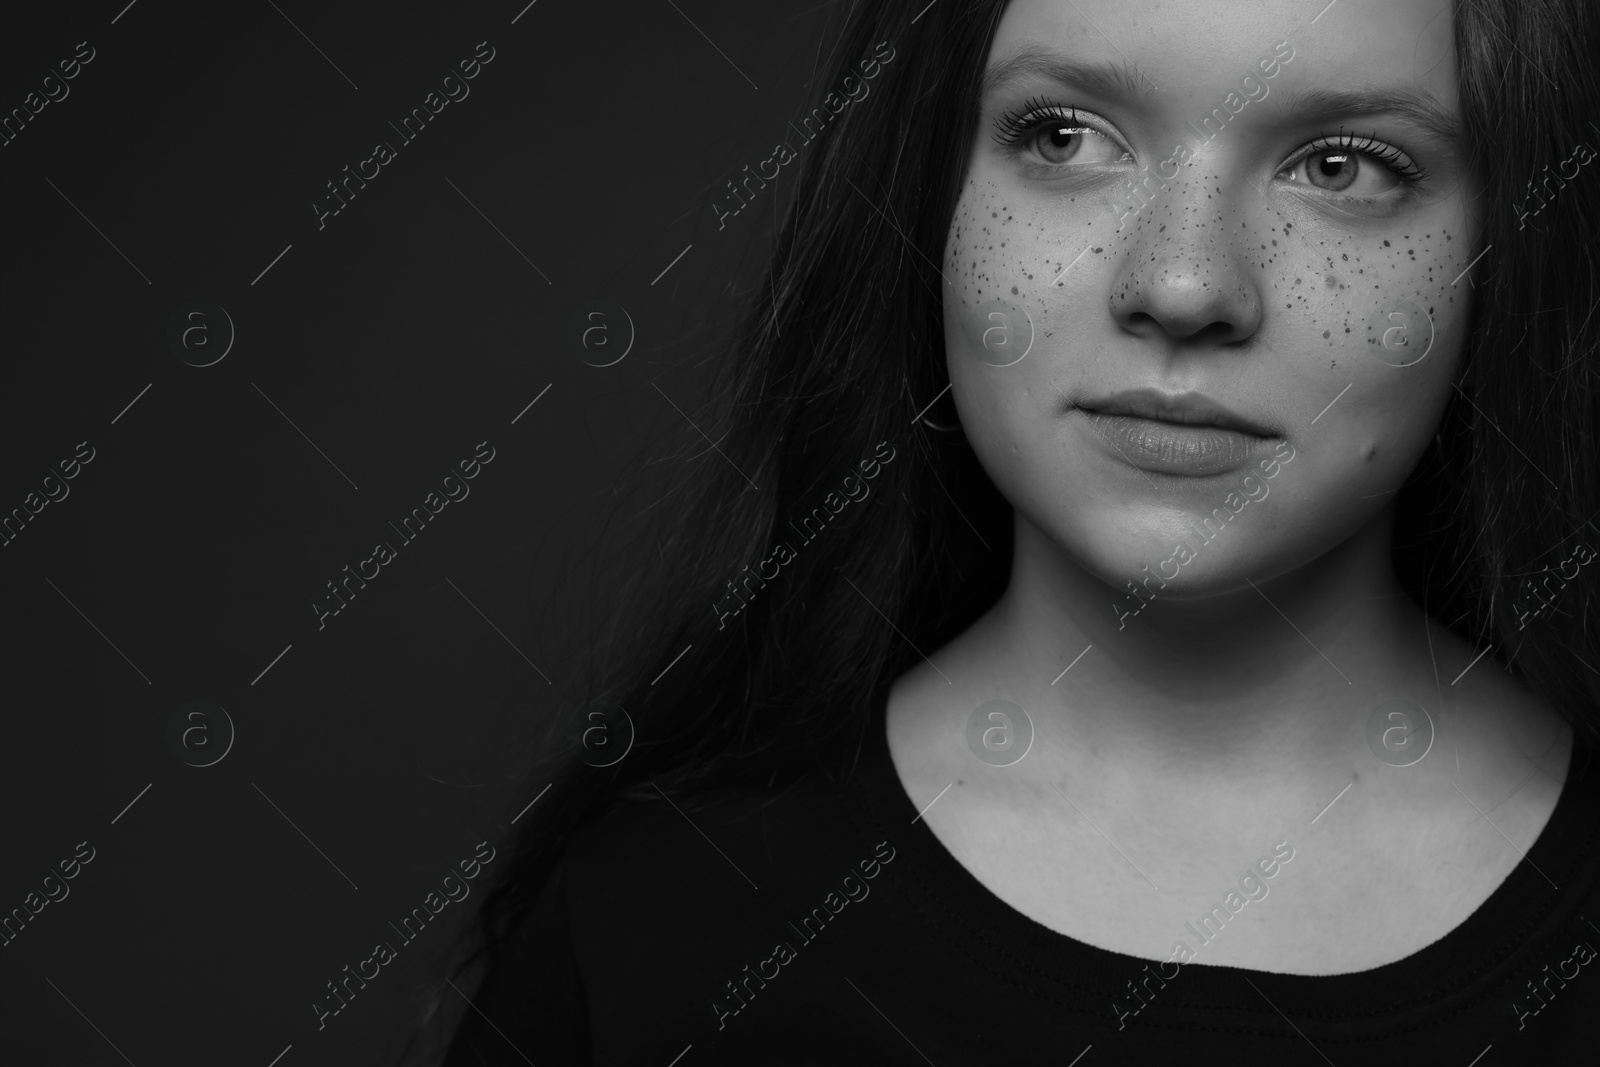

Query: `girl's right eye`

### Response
(992, 98, 1133, 168)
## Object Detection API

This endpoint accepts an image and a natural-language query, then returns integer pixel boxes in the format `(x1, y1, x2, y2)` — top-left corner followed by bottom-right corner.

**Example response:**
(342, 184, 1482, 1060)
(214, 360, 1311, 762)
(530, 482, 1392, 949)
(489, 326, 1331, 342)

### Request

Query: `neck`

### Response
(974, 506, 1450, 785)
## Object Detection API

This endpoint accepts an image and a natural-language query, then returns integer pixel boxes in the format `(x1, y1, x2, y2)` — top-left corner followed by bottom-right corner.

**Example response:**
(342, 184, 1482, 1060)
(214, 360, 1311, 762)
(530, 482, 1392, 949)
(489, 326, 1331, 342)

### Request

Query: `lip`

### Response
(1077, 388, 1276, 436)
(1071, 389, 1280, 477)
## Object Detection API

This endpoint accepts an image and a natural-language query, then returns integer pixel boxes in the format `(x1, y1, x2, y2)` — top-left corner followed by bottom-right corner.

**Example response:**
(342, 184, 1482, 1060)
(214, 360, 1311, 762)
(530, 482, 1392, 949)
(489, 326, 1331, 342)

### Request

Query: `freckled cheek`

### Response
(946, 248, 1075, 362)
(1297, 268, 1466, 412)
(1350, 289, 1468, 407)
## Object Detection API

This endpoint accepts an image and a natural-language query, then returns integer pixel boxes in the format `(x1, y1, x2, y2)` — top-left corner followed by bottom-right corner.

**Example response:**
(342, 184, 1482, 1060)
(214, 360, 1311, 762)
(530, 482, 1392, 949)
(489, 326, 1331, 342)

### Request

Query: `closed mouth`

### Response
(1077, 389, 1276, 437)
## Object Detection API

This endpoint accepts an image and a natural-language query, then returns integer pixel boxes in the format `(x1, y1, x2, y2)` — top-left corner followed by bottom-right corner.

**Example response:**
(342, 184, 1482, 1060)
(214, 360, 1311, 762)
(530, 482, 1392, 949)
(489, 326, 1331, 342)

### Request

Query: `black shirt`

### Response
(445, 693, 1600, 1065)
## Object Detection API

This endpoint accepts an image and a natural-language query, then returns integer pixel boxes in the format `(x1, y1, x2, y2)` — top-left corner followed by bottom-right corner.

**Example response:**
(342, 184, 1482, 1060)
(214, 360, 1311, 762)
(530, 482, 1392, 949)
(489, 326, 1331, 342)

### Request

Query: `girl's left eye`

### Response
(1276, 133, 1428, 195)
(992, 100, 1132, 167)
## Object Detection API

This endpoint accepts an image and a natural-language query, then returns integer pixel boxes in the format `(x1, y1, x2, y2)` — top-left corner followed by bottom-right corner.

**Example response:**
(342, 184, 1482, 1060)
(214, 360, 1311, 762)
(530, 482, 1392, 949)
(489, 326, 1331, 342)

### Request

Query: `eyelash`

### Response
(991, 99, 1430, 187)
(991, 97, 1109, 151)
(1285, 127, 1429, 185)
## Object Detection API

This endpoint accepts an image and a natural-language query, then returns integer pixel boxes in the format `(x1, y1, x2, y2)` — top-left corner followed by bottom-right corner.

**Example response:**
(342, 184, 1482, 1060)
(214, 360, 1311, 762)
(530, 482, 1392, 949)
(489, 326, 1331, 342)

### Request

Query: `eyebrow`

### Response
(980, 45, 1462, 146)
(1273, 85, 1462, 146)
(980, 45, 1156, 100)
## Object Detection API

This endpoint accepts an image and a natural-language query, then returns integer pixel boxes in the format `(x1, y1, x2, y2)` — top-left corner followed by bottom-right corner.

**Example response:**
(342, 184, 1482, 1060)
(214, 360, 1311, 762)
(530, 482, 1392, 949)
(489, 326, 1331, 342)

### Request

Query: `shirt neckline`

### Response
(850, 678, 1600, 1028)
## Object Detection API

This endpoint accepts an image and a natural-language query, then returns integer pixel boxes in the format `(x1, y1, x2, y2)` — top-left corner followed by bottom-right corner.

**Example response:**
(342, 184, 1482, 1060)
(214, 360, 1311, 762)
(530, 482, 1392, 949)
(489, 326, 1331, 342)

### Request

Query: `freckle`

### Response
(1363, 445, 1378, 463)
(1323, 330, 1331, 339)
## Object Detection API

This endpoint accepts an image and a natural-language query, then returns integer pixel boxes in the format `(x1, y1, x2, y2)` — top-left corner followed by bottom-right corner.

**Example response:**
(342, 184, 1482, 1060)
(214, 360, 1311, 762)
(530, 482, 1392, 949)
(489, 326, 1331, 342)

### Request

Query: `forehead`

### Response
(985, 0, 1458, 115)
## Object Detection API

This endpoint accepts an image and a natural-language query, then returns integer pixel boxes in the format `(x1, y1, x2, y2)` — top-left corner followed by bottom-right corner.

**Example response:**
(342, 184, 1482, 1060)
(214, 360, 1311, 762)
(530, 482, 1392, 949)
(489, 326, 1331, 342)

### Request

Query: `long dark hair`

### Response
(410, 0, 1600, 1057)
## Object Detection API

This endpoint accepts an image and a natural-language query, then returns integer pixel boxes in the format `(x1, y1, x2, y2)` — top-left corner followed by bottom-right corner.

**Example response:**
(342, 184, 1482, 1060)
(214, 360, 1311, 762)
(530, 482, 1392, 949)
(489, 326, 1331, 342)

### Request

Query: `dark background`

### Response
(0, 1, 854, 1063)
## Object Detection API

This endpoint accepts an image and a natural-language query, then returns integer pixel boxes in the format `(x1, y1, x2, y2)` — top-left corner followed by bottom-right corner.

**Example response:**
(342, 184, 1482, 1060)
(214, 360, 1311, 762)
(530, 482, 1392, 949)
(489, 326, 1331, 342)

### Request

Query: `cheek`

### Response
(941, 258, 1055, 519)
(1293, 226, 1473, 371)
(943, 174, 1031, 311)
(942, 177, 1047, 453)
(943, 173, 1101, 358)
(1288, 224, 1472, 484)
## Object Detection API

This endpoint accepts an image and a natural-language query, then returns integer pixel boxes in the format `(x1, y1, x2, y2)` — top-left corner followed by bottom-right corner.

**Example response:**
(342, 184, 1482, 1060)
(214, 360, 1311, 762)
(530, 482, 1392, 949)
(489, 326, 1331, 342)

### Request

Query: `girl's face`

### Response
(945, 0, 1475, 600)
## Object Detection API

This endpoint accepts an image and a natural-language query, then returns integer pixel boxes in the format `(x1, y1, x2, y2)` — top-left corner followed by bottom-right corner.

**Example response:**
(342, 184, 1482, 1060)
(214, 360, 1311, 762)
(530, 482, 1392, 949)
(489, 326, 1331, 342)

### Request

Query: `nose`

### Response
(1106, 169, 1264, 346)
